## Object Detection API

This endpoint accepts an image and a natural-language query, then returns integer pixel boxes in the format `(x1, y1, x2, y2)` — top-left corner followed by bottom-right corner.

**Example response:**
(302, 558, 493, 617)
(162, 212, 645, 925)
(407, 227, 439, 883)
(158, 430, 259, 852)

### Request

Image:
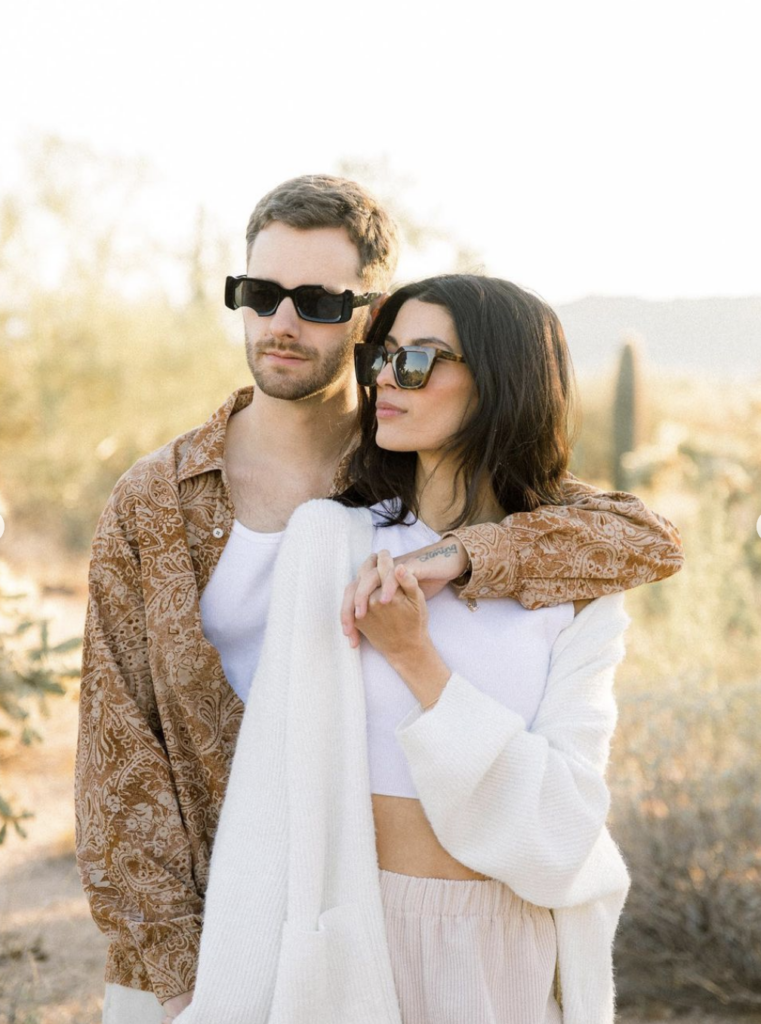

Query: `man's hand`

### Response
(161, 990, 193, 1022)
(341, 536, 469, 648)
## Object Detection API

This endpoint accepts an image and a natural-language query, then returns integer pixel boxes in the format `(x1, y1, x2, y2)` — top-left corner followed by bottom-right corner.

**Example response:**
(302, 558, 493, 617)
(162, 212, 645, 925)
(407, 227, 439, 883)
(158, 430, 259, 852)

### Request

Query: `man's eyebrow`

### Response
(385, 333, 456, 353)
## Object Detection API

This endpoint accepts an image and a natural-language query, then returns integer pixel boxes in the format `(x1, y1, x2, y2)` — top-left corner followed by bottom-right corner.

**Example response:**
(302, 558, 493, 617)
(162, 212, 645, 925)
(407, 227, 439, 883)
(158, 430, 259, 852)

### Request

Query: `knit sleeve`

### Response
(394, 593, 631, 908)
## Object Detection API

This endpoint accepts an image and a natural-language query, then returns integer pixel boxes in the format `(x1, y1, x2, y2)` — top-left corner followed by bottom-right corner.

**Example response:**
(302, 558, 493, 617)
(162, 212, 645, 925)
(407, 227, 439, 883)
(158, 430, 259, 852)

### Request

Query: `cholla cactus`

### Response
(612, 338, 644, 490)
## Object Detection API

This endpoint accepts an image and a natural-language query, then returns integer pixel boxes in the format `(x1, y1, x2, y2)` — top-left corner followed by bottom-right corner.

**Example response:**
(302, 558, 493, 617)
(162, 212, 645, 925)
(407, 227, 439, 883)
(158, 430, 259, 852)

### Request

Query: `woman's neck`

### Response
(414, 453, 505, 534)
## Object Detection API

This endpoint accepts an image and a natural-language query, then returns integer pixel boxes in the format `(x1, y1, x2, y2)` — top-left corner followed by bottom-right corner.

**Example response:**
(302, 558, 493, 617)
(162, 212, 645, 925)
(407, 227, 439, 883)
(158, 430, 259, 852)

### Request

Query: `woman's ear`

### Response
(364, 293, 389, 339)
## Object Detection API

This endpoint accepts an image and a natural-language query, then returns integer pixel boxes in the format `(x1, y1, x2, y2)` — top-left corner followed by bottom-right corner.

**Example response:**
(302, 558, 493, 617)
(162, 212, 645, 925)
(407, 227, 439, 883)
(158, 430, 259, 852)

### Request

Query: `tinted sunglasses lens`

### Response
(296, 286, 345, 323)
(240, 280, 280, 314)
(394, 349, 432, 388)
(354, 345, 385, 385)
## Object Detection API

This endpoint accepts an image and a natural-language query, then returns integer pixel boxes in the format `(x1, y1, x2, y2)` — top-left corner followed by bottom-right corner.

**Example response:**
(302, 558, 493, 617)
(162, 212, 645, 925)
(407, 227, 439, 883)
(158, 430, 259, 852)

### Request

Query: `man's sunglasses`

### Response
(225, 276, 382, 324)
(354, 343, 467, 390)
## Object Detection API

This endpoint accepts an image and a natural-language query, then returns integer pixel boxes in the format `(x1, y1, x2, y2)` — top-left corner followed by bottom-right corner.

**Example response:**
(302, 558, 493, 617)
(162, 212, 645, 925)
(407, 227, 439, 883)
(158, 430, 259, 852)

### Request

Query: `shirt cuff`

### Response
(447, 524, 521, 602)
(127, 913, 203, 1004)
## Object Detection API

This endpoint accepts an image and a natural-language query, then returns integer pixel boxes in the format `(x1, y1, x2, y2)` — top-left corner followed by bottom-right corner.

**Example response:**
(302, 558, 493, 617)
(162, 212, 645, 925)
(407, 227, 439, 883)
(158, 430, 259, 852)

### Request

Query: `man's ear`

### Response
(363, 292, 389, 340)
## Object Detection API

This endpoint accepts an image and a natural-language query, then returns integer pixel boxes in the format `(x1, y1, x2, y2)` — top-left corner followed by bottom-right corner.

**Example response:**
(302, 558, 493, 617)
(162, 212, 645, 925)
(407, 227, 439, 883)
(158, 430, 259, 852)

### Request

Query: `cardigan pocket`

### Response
(268, 902, 398, 1024)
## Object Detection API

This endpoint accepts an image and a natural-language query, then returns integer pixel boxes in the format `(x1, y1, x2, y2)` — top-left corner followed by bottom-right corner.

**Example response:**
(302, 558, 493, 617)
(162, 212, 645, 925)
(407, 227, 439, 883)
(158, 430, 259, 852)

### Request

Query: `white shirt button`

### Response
(212, 527, 224, 539)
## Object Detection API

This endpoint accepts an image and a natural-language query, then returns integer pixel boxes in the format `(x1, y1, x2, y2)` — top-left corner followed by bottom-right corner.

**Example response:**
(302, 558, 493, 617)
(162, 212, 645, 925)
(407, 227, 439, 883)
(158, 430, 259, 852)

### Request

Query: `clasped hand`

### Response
(340, 536, 468, 651)
(341, 548, 432, 665)
(341, 546, 453, 698)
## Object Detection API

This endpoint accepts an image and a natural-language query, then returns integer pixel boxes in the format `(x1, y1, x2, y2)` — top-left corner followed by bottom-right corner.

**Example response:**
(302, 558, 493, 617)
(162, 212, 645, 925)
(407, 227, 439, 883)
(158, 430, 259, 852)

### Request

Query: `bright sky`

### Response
(2, 0, 758, 305)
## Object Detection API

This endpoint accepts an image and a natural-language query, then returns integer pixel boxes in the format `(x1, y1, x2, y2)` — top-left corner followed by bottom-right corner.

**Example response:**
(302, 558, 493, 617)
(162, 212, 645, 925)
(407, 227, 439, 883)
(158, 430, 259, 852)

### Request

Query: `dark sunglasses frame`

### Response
(354, 343, 467, 390)
(225, 276, 382, 324)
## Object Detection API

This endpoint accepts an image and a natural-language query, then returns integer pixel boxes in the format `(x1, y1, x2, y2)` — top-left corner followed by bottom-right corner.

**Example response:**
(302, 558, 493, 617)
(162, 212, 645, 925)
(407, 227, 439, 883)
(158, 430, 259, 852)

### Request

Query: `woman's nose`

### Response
(376, 356, 397, 388)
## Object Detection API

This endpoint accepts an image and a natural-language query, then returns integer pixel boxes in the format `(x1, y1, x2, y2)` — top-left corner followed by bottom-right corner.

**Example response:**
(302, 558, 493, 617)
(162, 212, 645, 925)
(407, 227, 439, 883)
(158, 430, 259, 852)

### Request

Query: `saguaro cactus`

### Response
(612, 338, 644, 490)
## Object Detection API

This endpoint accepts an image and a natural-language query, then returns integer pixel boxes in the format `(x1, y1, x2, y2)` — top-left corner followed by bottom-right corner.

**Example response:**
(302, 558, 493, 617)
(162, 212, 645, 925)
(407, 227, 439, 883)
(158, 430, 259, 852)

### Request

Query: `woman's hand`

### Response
(161, 989, 193, 1022)
(341, 536, 469, 648)
(347, 551, 450, 701)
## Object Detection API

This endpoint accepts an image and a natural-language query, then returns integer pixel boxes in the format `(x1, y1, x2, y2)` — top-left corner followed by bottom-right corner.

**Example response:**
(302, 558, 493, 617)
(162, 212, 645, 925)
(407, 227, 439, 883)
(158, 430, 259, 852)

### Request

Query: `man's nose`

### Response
(269, 296, 300, 338)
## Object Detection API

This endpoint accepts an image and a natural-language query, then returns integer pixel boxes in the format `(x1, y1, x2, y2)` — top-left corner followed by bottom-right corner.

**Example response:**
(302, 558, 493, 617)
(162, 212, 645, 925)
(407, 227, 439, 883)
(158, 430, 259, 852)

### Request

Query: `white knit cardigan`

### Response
(175, 499, 631, 1024)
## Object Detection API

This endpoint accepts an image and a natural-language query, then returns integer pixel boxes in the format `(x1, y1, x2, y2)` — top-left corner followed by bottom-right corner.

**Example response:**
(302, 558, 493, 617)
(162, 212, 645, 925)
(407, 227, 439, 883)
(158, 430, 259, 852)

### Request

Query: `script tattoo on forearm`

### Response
(418, 544, 459, 562)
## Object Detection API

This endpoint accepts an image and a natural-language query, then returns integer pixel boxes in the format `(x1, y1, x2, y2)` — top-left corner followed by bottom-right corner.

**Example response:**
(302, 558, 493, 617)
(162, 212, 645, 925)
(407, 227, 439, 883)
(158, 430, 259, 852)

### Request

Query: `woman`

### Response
(341, 273, 630, 1024)
(174, 275, 631, 1024)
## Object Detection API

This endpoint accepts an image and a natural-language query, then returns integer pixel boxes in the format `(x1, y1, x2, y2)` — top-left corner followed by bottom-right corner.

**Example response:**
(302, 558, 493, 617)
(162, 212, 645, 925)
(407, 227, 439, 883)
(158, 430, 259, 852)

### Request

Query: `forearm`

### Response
(384, 641, 451, 710)
(450, 475, 684, 607)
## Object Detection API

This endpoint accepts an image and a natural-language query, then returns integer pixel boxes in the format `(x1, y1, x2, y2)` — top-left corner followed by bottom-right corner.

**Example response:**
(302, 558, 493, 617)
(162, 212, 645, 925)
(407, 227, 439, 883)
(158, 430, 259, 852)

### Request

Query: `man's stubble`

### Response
(244, 316, 366, 402)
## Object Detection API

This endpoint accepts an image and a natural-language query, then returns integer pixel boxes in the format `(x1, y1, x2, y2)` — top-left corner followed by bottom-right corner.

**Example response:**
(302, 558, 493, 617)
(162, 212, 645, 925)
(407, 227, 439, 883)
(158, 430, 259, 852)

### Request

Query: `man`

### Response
(75, 175, 683, 1022)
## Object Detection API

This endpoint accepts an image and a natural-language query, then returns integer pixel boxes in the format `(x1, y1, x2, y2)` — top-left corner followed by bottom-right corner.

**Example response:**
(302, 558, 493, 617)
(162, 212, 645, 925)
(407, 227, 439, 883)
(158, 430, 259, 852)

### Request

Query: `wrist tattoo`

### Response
(418, 543, 459, 562)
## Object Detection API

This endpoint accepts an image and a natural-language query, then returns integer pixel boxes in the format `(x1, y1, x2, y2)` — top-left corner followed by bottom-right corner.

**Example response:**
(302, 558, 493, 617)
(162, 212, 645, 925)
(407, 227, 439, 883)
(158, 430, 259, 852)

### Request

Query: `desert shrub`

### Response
(603, 454, 761, 1009)
(0, 581, 81, 842)
(615, 473, 761, 692)
(1, 291, 244, 550)
(611, 679, 761, 1010)
(608, 466, 761, 1009)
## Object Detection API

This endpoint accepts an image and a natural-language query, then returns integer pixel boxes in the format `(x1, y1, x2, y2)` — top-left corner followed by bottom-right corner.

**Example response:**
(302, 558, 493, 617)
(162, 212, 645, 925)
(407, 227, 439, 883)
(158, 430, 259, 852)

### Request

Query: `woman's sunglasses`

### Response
(225, 276, 382, 324)
(354, 343, 467, 390)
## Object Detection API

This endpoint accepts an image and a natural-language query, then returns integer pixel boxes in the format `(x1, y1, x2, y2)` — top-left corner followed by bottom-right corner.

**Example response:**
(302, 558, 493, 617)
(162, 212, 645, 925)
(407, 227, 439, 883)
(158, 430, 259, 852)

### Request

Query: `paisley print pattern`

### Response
(74, 387, 683, 1002)
(451, 475, 685, 607)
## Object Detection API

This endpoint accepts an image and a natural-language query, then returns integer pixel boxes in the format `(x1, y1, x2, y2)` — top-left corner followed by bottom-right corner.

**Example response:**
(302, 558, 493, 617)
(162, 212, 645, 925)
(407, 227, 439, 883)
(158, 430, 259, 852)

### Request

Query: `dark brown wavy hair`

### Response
(340, 274, 579, 531)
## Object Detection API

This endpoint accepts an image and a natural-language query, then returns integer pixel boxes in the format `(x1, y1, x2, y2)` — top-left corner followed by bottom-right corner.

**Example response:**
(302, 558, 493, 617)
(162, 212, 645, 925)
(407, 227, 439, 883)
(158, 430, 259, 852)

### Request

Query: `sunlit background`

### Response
(1, 2, 760, 1021)
(3, 0, 760, 303)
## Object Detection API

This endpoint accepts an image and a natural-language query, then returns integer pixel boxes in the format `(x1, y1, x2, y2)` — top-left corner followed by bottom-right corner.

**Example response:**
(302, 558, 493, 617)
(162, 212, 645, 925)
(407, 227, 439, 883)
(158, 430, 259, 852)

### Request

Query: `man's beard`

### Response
(245, 319, 364, 401)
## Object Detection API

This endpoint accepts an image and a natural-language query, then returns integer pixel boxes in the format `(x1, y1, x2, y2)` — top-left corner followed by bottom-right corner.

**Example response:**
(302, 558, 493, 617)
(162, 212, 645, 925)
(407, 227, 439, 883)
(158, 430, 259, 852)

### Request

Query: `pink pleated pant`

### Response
(379, 868, 562, 1024)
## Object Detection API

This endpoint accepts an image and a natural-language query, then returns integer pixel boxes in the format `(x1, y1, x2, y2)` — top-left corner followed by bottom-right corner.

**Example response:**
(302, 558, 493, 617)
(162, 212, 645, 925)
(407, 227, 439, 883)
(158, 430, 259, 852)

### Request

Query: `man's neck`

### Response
(231, 384, 358, 475)
(223, 383, 359, 533)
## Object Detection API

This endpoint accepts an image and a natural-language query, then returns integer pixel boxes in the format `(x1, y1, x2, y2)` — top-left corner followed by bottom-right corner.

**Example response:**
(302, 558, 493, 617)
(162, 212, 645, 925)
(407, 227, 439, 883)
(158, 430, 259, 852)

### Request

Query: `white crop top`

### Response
(364, 502, 574, 798)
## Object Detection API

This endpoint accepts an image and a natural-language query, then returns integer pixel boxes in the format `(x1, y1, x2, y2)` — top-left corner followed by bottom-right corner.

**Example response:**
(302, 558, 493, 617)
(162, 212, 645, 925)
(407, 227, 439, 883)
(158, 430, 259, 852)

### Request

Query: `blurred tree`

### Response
(0, 135, 244, 551)
(182, 204, 236, 308)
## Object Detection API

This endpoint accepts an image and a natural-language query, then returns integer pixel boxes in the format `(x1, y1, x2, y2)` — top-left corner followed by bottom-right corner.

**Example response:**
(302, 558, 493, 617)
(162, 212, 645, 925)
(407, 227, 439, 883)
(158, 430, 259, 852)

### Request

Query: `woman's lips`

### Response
(376, 402, 406, 418)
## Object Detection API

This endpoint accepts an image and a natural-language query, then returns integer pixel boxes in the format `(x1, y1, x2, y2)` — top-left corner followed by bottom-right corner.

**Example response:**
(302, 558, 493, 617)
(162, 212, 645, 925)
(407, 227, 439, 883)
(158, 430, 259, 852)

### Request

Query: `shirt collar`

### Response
(176, 386, 254, 483)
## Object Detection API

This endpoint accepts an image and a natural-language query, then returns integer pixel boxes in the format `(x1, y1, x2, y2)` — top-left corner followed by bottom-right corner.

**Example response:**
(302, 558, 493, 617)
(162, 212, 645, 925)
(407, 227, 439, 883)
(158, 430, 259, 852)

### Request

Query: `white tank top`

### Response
(364, 502, 574, 798)
(199, 520, 284, 703)
(200, 504, 574, 797)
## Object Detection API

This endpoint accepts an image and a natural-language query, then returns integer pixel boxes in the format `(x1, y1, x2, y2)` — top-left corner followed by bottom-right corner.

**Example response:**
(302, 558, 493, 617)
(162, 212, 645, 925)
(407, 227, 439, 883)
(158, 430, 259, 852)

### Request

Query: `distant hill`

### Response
(554, 296, 761, 378)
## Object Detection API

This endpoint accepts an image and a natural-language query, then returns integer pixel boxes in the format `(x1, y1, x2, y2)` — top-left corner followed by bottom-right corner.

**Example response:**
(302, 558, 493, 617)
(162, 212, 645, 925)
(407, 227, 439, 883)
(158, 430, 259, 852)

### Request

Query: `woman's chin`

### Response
(374, 424, 415, 452)
(375, 438, 415, 452)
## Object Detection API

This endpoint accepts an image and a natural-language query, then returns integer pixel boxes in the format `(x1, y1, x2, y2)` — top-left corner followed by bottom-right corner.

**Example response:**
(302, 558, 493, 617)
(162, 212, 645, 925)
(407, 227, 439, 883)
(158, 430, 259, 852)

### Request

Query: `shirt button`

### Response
(212, 527, 224, 539)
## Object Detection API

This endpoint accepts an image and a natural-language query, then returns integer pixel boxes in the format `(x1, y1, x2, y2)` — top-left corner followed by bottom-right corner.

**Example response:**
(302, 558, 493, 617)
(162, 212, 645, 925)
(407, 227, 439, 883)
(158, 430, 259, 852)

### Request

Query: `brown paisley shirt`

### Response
(74, 386, 683, 1002)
